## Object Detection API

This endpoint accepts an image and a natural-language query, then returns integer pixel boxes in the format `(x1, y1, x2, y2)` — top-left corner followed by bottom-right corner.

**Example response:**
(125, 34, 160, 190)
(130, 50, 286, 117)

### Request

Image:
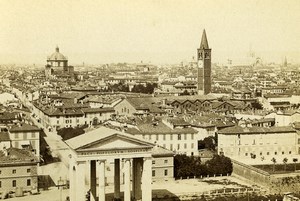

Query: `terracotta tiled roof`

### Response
(0, 148, 38, 165)
(152, 145, 174, 157)
(9, 123, 40, 133)
(218, 126, 296, 135)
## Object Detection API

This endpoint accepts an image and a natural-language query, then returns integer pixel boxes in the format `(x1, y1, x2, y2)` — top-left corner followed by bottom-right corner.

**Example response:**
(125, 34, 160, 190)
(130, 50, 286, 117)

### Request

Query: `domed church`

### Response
(45, 46, 74, 79)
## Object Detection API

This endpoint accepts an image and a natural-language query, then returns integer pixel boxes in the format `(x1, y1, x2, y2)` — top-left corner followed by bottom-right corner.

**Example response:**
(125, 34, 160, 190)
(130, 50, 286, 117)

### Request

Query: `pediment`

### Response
(76, 134, 153, 151)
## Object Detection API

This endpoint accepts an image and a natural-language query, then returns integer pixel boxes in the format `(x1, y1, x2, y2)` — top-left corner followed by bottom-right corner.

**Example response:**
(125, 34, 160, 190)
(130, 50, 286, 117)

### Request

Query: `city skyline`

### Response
(0, 0, 300, 65)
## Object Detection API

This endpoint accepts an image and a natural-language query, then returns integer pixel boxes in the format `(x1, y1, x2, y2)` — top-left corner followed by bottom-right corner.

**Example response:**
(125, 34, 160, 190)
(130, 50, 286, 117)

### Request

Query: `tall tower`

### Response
(197, 29, 211, 95)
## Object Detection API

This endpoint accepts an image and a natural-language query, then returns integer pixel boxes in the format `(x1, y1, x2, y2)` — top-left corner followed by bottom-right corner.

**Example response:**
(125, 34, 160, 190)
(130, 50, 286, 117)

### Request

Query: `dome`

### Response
(47, 46, 67, 61)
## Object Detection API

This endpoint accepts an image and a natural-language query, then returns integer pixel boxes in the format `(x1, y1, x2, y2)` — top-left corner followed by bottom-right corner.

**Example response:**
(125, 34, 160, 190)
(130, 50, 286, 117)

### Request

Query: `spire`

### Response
(200, 29, 209, 49)
(55, 46, 59, 52)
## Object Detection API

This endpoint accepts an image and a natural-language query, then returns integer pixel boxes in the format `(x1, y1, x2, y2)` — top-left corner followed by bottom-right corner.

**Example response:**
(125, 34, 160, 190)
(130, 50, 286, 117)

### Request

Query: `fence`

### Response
(175, 173, 231, 180)
(153, 187, 266, 201)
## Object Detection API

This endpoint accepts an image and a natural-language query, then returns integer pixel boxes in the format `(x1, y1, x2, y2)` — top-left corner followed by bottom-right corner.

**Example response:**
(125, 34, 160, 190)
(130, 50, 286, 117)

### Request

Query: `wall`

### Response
(152, 156, 174, 181)
(231, 159, 271, 186)
(0, 164, 38, 192)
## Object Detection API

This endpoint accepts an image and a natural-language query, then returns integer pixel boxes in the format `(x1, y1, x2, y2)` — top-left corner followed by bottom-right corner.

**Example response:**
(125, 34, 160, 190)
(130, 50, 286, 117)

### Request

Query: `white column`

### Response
(69, 158, 76, 201)
(142, 157, 152, 201)
(124, 159, 131, 201)
(114, 159, 121, 200)
(98, 160, 106, 201)
(75, 161, 86, 201)
(132, 158, 142, 201)
(90, 160, 97, 201)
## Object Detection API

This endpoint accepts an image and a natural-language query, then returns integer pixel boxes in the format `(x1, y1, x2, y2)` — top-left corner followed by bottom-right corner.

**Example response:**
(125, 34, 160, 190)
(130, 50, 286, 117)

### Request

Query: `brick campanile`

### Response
(197, 29, 211, 95)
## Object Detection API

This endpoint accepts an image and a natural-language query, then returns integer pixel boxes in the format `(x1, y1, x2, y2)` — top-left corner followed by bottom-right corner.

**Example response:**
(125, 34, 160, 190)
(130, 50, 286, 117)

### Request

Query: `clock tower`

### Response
(197, 29, 211, 95)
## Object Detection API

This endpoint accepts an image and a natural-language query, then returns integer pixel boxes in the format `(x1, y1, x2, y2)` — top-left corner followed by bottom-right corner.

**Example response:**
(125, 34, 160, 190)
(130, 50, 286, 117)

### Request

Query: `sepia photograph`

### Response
(0, 0, 300, 200)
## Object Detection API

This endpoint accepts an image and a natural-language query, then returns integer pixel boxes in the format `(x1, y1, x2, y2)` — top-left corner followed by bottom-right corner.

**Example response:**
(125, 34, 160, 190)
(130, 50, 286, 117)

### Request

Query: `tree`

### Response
(206, 155, 233, 176)
(293, 158, 298, 171)
(283, 157, 288, 172)
(271, 157, 277, 172)
(198, 136, 217, 151)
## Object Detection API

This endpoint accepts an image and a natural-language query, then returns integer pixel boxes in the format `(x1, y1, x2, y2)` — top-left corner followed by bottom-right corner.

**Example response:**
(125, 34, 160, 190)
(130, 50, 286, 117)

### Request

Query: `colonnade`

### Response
(69, 157, 152, 201)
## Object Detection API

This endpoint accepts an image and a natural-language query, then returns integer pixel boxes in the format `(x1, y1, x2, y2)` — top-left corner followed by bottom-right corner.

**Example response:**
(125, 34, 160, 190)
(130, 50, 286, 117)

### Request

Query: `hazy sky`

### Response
(0, 0, 300, 65)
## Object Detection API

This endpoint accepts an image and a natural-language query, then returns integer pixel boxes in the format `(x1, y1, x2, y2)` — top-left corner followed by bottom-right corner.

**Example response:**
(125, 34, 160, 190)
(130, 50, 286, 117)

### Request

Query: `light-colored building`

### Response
(0, 148, 39, 194)
(9, 123, 41, 158)
(151, 146, 174, 182)
(218, 126, 298, 161)
(126, 118, 199, 156)
(65, 126, 155, 201)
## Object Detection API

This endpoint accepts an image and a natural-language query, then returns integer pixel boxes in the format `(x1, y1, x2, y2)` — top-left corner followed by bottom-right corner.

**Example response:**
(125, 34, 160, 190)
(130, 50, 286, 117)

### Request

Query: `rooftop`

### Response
(9, 123, 40, 133)
(219, 126, 296, 135)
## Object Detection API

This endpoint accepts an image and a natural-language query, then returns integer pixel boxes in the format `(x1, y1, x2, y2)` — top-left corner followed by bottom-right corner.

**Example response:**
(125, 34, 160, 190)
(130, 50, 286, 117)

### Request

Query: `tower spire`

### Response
(200, 29, 209, 49)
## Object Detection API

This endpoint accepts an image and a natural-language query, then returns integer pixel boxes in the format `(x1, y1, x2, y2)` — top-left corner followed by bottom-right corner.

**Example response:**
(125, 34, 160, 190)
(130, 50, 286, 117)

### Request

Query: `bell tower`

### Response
(197, 29, 211, 95)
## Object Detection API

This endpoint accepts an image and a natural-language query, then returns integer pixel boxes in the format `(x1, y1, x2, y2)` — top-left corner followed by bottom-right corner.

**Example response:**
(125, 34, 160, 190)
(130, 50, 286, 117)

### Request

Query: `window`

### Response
(152, 160, 155, 165)
(163, 144, 166, 148)
(178, 134, 181, 140)
(12, 169, 16, 174)
(164, 169, 168, 176)
(191, 134, 194, 140)
(253, 140, 255, 145)
(164, 159, 168, 164)
(267, 152, 270, 155)
(0, 181, 1, 188)
(24, 132, 27, 140)
(149, 135, 152, 140)
(289, 151, 292, 154)
(184, 134, 187, 140)
(184, 143, 187, 149)
(170, 135, 173, 140)
(282, 152, 285, 155)
(152, 170, 155, 177)
(12, 180, 16, 187)
(57, 120, 59, 124)
(163, 135, 166, 140)
(191, 143, 194, 149)
(170, 144, 173, 150)
(15, 133, 19, 139)
(177, 144, 180, 150)
(260, 152, 262, 156)
(245, 153, 248, 156)
(156, 135, 159, 141)
(15, 141, 19, 148)
(27, 179, 31, 186)
(275, 152, 277, 155)
(27, 169, 31, 173)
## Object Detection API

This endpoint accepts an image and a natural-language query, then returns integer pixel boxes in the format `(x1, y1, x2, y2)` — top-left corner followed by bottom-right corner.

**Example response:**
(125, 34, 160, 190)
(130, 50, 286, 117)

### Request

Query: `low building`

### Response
(0, 148, 39, 194)
(151, 146, 174, 181)
(218, 126, 298, 161)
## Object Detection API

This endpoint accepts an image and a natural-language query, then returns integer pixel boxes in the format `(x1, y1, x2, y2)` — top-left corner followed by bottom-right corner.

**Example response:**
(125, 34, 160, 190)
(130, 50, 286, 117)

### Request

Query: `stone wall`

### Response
(231, 159, 271, 186)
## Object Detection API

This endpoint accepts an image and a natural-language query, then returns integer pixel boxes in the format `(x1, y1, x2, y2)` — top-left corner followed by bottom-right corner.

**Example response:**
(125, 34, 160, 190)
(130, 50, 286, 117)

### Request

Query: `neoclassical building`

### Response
(218, 126, 298, 162)
(65, 127, 154, 201)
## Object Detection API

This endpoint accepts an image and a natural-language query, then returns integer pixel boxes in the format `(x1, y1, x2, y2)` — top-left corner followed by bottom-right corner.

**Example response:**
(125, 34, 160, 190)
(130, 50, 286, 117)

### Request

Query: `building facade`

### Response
(218, 126, 298, 160)
(0, 148, 39, 194)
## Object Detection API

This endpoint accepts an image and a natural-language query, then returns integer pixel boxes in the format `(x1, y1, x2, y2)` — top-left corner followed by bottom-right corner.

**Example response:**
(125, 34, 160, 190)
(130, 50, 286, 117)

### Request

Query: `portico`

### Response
(65, 127, 154, 201)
